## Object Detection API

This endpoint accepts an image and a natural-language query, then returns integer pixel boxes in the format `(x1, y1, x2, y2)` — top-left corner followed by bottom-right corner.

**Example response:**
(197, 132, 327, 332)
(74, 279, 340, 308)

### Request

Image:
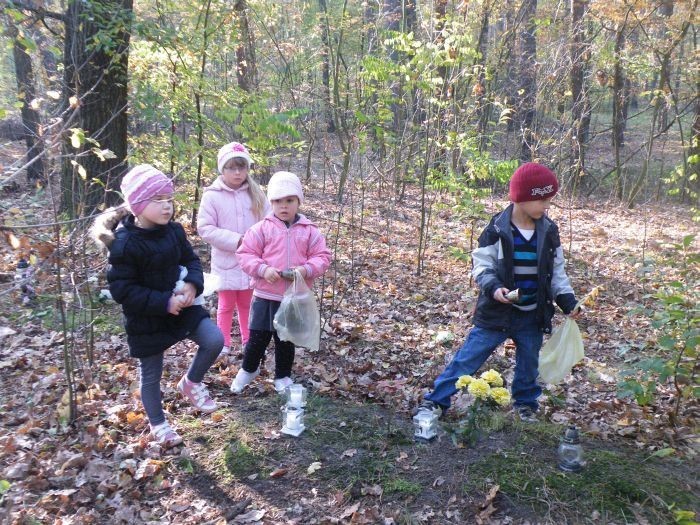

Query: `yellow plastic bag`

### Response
(538, 318, 584, 384)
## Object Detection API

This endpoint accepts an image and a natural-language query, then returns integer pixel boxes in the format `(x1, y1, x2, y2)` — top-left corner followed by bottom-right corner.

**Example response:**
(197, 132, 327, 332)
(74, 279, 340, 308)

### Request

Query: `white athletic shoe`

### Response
(273, 377, 294, 393)
(230, 368, 260, 394)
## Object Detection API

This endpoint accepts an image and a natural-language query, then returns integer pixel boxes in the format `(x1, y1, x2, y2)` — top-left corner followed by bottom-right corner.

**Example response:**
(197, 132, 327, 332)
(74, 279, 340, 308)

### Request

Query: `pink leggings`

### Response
(217, 289, 254, 347)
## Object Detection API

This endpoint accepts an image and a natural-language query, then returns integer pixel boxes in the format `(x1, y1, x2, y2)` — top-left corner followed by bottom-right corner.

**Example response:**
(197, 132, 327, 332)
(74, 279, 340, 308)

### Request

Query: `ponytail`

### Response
(246, 175, 268, 220)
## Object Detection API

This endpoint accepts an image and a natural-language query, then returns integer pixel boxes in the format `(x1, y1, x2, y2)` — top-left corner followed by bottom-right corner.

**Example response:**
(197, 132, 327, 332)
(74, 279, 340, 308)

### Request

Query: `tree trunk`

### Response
(475, 2, 491, 149)
(502, 0, 519, 133)
(383, 0, 403, 132)
(612, 19, 631, 199)
(234, 0, 257, 92)
(319, 0, 335, 132)
(60, 0, 132, 217)
(686, 41, 700, 204)
(9, 22, 45, 182)
(192, 0, 213, 229)
(518, 0, 537, 161)
(434, 0, 448, 99)
(569, 0, 588, 181)
(657, 0, 674, 131)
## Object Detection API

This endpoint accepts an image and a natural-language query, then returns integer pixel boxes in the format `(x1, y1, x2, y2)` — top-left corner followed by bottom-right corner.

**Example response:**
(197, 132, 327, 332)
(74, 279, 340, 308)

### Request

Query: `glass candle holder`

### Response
(284, 384, 307, 409)
(281, 406, 305, 437)
(558, 425, 585, 472)
(413, 410, 438, 442)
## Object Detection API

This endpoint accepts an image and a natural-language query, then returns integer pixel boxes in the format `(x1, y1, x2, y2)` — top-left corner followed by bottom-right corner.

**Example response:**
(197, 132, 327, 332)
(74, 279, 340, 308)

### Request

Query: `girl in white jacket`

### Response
(197, 143, 271, 360)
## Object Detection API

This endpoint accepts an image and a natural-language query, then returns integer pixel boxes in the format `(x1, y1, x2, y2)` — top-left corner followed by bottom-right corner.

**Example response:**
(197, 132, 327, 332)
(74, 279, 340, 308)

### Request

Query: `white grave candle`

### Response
(286, 410, 299, 431)
(290, 389, 303, 407)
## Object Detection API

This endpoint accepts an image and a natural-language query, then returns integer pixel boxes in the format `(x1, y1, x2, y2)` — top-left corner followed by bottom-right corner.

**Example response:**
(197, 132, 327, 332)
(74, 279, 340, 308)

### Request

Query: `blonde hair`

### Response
(246, 175, 268, 220)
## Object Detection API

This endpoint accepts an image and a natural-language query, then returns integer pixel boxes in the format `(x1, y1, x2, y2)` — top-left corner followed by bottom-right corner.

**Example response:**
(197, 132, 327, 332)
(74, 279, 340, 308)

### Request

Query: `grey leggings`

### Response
(138, 317, 223, 426)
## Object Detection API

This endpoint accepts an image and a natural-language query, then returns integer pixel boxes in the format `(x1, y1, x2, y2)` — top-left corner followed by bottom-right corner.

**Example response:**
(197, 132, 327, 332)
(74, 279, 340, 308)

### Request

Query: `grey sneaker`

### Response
(413, 399, 443, 417)
(515, 406, 538, 423)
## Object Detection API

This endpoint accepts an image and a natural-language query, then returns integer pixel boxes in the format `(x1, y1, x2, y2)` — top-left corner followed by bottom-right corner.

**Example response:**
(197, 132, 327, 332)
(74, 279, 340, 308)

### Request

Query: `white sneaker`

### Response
(216, 345, 230, 363)
(230, 368, 259, 394)
(273, 377, 294, 393)
(150, 421, 183, 448)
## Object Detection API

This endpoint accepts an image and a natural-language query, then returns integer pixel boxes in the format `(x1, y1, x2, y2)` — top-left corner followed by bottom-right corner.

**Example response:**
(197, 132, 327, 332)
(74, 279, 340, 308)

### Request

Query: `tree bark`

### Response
(9, 22, 45, 182)
(612, 19, 631, 199)
(434, 0, 448, 99)
(686, 35, 699, 204)
(475, 2, 491, 149)
(60, 0, 133, 217)
(234, 0, 257, 92)
(382, 0, 403, 132)
(518, 0, 537, 162)
(657, 0, 674, 131)
(319, 0, 335, 132)
(569, 0, 588, 181)
(502, 0, 519, 132)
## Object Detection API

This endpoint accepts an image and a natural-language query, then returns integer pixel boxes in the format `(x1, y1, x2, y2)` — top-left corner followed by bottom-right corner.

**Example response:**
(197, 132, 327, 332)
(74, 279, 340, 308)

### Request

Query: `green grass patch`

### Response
(383, 477, 422, 496)
(465, 445, 698, 522)
(223, 439, 266, 478)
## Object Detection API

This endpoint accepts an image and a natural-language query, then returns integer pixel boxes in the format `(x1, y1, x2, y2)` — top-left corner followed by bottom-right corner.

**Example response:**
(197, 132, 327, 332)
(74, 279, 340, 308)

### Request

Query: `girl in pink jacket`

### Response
(197, 142, 271, 361)
(232, 171, 332, 393)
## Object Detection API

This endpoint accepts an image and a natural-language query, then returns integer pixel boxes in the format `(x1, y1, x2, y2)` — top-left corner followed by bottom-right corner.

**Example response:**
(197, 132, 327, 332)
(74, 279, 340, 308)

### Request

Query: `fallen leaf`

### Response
(170, 502, 190, 513)
(269, 467, 288, 478)
(361, 484, 383, 497)
(0, 327, 17, 338)
(339, 502, 361, 519)
(307, 461, 322, 474)
(233, 509, 266, 523)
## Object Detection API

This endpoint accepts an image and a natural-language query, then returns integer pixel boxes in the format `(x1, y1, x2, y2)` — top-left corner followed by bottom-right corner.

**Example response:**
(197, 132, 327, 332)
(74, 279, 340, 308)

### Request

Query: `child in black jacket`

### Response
(92, 164, 223, 448)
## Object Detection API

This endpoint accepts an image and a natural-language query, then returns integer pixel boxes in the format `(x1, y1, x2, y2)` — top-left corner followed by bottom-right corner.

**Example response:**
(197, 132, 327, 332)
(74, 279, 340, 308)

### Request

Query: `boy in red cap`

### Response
(416, 162, 580, 422)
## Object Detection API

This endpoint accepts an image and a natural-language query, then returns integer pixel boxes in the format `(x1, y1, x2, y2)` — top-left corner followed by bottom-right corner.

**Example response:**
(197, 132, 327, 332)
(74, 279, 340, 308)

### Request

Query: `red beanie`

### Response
(508, 163, 559, 203)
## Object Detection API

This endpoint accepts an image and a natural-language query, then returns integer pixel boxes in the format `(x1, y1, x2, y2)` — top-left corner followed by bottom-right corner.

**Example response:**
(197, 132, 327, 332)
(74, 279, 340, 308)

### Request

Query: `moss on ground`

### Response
(465, 441, 698, 522)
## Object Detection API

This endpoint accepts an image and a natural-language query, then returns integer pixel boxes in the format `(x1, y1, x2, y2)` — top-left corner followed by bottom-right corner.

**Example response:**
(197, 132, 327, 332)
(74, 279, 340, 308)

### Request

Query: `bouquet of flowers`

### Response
(449, 369, 511, 447)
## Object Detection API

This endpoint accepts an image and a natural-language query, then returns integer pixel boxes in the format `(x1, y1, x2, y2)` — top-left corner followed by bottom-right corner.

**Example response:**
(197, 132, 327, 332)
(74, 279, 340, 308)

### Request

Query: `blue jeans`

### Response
(139, 317, 223, 426)
(425, 309, 544, 411)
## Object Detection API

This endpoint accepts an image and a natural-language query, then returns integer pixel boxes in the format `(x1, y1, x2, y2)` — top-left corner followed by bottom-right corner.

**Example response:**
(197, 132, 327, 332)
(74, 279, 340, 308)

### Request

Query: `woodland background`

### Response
(0, 0, 698, 523)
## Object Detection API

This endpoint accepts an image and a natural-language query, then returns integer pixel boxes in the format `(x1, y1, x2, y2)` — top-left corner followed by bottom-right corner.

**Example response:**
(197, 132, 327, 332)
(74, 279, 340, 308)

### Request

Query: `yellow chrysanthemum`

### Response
(467, 378, 491, 400)
(489, 387, 512, 406)
(480, 369, 504, 387)
(455, 375, 474, 390)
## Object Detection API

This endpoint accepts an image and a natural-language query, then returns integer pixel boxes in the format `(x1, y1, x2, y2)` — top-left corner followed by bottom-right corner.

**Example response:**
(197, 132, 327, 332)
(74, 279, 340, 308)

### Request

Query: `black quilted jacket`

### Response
(93, 208, 208, 358)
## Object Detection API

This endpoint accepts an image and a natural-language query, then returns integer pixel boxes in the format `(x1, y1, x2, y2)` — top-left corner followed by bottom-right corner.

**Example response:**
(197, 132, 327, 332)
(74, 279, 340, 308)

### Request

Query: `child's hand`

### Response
(293, 266, 307, 278)
(493, 287, 512, 304)
(167, 295, 185, 315)
(174, 282, 196, 307)
(264, 266, 281, 283)
(568, 305, 584, 319)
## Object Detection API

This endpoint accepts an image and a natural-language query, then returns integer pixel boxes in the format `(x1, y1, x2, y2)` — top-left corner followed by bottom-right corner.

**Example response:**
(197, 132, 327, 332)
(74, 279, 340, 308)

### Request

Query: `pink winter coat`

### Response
(236, 214, 332, 301)
(197, 178, 271, 291)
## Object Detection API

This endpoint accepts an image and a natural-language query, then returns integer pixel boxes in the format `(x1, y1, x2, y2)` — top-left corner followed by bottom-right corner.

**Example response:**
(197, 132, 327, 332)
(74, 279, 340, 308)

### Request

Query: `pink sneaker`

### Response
(177, 375, 217, 413)
(150, 421, 183, 448)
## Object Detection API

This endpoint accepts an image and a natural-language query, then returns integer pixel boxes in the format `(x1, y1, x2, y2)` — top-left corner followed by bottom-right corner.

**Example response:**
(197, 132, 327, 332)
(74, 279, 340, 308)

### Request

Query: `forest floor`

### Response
(0, 157, 698, 524)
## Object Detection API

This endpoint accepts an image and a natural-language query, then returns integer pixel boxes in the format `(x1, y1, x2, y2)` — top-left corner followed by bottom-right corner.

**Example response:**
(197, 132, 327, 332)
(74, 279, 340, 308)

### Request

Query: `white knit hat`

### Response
(217, 142, 253, 174)
(267, 171, 304, 204)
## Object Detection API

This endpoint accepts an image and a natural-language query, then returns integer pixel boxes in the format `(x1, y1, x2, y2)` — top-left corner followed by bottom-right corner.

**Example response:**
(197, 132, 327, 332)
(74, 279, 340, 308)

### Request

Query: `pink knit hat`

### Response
(217, 142, 253, 174)
(267, 171, 304, 204)
(120, 164, 174, 216)
(508, 163, 559, 203)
